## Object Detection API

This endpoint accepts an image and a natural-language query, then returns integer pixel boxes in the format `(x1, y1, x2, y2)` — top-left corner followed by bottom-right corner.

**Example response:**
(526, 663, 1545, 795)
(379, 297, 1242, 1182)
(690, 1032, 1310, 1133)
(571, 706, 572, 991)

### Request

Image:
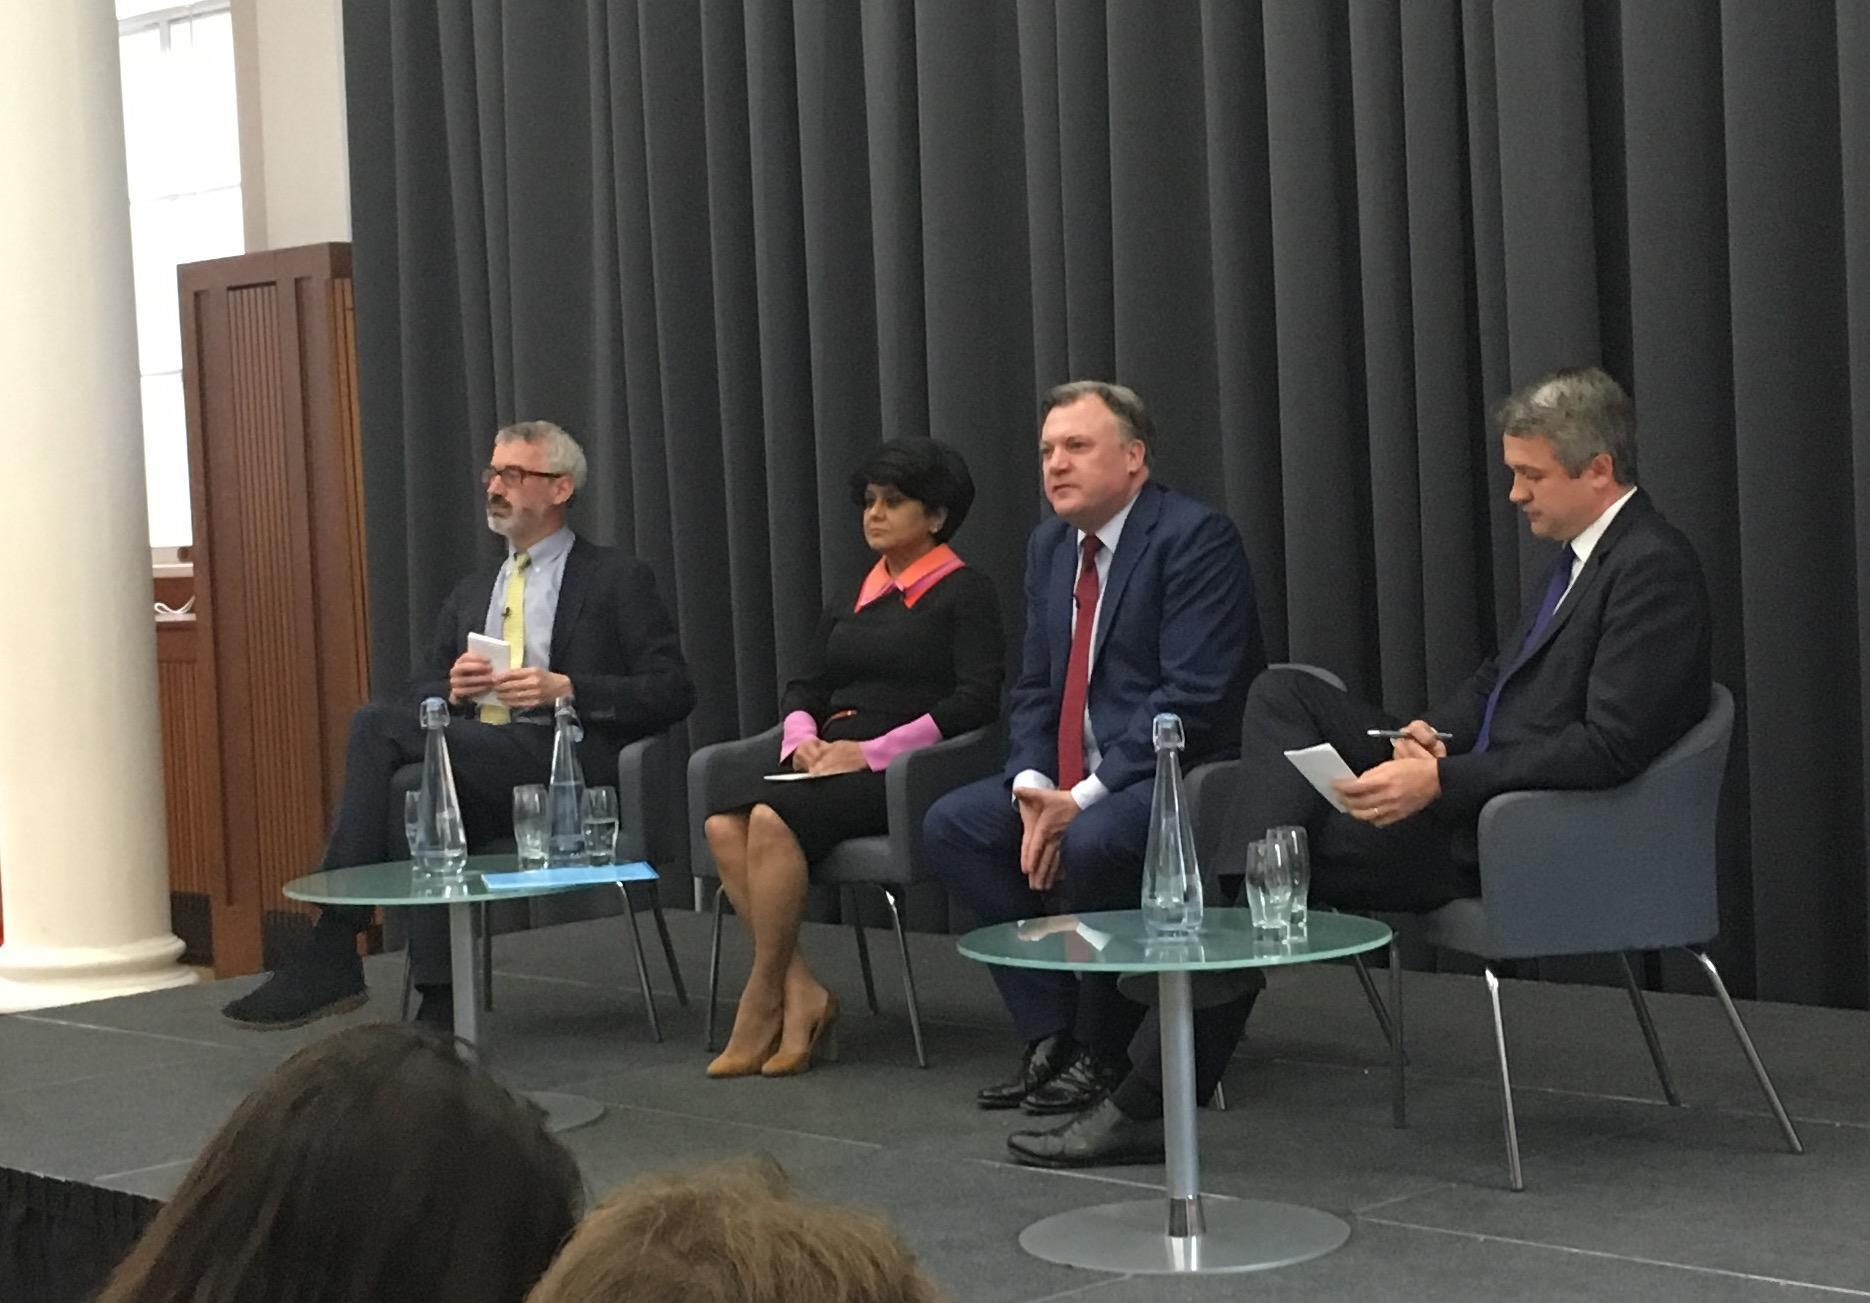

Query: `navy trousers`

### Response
(924, 776, 1153, 1065)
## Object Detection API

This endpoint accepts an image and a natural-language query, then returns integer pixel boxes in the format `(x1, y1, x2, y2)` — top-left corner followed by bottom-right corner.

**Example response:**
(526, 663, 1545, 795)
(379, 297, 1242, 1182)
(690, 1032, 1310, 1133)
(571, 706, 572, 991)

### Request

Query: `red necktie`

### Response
(1056, 534, 1102, 788)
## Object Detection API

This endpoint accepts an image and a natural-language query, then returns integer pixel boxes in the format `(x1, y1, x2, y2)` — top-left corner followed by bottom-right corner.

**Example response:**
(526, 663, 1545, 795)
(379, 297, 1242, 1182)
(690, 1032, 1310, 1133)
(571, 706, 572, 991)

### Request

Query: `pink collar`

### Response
(855, 544, 966, 611)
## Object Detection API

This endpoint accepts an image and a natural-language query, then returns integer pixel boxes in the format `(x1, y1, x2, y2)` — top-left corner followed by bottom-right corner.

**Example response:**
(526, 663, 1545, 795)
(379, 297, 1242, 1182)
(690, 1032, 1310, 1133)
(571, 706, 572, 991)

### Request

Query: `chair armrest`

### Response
(1474, 738, 1727, 957)
(686, 725, 783, 880)
(885, 723, 1007, 878)
(615, 732, 676, 864)
(1185, 759, 1240, 874)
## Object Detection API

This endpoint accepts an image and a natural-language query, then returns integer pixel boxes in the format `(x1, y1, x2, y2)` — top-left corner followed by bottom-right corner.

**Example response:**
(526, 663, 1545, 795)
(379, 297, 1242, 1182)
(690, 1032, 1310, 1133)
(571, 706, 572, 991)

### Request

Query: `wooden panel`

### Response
(177, 243, 368, 975)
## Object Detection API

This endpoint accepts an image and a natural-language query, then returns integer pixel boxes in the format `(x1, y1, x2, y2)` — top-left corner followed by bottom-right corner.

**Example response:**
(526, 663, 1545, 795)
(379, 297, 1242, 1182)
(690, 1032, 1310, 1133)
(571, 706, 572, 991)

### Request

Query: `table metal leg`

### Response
(448, 900, 482, 1054)
(1017, 967, 1352, 1275)
(449, 898, 603, 1133)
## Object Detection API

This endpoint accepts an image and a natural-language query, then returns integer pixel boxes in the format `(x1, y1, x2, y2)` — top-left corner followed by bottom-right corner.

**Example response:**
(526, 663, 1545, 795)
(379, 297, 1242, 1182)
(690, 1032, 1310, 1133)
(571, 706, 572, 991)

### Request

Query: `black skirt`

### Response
(716, 710, 894, 862)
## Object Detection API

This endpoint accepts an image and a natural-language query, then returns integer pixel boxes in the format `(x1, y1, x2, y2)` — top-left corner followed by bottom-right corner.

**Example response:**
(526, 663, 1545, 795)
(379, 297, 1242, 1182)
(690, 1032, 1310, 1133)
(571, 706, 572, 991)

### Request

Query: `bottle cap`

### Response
(1152, 713, 1185, 750)
(420, 697, 449, 728)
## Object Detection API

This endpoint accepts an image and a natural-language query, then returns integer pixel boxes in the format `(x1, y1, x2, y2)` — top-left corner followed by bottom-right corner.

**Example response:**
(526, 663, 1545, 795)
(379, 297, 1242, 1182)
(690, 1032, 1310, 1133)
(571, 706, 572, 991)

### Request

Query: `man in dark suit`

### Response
(223, 420, 695, 1030)
(924, 381, 1264, 1134)
(1012, 365, 1710, 1168)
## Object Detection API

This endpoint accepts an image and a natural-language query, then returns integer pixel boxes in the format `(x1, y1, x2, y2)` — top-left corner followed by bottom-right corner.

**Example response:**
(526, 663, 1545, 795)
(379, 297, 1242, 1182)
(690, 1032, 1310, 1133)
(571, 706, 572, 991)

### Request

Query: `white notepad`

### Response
(466, 632, 512, 706)
(1284, 742, 1357, 813)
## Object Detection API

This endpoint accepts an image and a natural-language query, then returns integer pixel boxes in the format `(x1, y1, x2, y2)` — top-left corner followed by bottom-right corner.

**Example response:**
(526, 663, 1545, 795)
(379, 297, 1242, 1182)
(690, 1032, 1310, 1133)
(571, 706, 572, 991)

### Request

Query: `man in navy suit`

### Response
(223, 421, 695, 1031)
(924, 382, 1264, 1140)
(1234, 366, 1710, 907)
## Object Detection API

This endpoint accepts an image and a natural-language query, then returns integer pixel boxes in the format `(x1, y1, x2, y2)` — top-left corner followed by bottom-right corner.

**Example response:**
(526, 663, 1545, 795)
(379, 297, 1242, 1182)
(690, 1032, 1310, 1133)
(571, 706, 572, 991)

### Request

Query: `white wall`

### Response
(232, 0, 350, 249)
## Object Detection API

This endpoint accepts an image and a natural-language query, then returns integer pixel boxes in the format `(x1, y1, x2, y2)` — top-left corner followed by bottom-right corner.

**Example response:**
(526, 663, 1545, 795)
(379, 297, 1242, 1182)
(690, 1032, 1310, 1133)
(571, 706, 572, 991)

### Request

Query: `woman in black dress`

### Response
(704, 439, 1004, 1078)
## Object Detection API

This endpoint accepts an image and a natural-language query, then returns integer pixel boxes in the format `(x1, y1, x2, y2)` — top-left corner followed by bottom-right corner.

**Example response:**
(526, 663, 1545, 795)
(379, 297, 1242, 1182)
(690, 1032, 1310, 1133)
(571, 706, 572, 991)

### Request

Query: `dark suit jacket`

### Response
(1005, 480, 1265, 794)
(411, 536, 696, 768)
(1432, 489, 1711, 818)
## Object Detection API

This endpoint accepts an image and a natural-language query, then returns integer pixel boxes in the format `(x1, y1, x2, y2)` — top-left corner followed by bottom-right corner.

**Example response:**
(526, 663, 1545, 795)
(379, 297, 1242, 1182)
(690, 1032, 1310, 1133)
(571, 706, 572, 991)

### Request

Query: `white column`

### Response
(0, 0, 195, 1010)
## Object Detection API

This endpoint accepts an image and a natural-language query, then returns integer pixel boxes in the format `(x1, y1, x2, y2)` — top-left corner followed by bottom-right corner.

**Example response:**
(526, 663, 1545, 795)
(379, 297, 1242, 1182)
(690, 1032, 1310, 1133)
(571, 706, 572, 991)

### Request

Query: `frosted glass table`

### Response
(958, 908, 1392, 1275)
(285, 855, 660, 1131)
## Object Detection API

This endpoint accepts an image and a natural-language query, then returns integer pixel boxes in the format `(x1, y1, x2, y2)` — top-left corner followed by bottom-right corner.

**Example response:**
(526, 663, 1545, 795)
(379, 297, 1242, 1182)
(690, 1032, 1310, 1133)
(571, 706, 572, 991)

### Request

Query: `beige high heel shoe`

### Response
(760, 993, 841, 1077)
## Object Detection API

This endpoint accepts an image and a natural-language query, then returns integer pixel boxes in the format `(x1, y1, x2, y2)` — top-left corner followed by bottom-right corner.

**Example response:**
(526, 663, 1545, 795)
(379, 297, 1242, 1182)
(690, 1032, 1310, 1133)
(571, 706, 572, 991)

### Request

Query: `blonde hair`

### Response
(526, 1157, 944, 1303)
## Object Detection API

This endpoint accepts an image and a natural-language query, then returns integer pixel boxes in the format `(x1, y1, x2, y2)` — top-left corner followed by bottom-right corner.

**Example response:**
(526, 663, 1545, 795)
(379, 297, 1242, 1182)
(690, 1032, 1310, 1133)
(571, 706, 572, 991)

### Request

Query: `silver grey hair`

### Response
(1040, 380, 1156, 463)
(1494, 366, 1637, 485)
(494, 420, 588, 490)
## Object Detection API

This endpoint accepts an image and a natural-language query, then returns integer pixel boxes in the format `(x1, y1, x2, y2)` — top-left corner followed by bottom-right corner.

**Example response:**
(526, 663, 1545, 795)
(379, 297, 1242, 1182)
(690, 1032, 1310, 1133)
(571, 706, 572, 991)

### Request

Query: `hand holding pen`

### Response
(1367, 721, 1450, 759)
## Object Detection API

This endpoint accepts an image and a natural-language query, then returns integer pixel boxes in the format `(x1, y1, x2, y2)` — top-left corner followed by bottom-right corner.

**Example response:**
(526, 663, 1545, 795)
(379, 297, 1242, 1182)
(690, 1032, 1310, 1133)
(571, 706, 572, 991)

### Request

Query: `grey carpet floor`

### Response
(2, 909, 1863, 1302)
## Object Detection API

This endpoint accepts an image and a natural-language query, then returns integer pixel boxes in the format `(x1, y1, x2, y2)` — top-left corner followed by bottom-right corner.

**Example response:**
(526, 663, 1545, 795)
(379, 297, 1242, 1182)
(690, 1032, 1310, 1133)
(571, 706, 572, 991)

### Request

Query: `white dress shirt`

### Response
(1558, 486, 1637, 605)
(1013, 489, 1142, 809)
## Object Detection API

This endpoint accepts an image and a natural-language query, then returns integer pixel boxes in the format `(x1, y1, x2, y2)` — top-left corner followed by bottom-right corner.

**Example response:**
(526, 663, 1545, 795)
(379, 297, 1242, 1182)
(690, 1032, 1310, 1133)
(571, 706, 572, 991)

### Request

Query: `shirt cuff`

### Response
(856, 714, 942, 771)
(1068, 774, 1109, 810)
(1010, 768, 1054, 807)
(779, 710, 819, 761)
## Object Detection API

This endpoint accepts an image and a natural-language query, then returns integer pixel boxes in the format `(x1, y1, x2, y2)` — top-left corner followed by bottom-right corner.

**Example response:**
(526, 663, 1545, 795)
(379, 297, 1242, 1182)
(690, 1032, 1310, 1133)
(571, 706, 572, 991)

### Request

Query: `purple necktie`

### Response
(1474, 545, 1575, 753)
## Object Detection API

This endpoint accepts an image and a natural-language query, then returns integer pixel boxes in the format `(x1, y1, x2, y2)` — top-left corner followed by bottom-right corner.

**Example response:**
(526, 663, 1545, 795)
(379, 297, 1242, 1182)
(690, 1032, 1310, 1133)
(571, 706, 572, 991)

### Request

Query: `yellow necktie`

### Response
(479, 551, 531, 724)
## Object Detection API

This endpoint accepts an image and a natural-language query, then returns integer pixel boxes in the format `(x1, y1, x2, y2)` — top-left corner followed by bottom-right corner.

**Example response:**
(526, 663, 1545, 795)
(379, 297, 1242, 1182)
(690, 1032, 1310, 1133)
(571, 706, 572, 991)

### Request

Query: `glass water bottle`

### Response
(413, 697, 468, 879)
(1140, 712, 1204, 937)
(545, 696, 588, 869)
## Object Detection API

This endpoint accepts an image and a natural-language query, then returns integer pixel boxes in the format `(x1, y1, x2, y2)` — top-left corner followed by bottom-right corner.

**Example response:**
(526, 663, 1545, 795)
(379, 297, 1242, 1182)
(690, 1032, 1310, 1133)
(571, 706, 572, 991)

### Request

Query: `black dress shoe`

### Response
(1007, 1098, 1166, 1169)
(1020, 1048, 1127, 1116)
(221, 950, 366, 1029)
(976, 1033, 1078, 1110)
(414, 986, 455, 1034)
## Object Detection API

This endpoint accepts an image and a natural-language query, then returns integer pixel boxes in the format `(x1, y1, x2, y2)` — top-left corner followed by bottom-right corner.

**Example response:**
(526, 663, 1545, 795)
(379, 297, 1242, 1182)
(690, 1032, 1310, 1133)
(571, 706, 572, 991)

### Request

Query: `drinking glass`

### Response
(402, 790, 421, 860)
(512, 784, 549, 868)
(1243, 837, 1294, 940)
(582, 786, 620, 867)
(1265, 824, 1311, 933)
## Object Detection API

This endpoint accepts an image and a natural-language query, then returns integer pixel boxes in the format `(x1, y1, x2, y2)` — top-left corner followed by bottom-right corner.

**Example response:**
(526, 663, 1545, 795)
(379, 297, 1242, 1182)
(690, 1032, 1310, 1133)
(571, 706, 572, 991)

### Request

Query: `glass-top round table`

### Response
(285, 855, 661, 1132)
(958, 908, 1392, 1276)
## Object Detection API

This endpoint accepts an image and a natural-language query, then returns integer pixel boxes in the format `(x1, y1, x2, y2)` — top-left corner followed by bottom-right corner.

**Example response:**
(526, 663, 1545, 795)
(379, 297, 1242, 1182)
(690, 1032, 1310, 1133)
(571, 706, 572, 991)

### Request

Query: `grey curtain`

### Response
(342, 0, 1870, 1008)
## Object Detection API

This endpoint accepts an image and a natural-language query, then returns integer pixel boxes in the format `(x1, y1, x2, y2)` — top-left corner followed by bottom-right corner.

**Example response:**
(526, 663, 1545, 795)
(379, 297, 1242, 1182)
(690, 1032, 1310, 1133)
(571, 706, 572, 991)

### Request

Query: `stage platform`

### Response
(2, 908, 1866, 1302)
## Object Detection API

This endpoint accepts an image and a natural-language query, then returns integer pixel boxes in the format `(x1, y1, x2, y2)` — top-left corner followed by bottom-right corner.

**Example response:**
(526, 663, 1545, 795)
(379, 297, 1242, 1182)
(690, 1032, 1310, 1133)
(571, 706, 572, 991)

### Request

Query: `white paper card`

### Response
(763, 771, 834, 782)
(1284, 742, 1356, 813)
(466, 632, 512, 706)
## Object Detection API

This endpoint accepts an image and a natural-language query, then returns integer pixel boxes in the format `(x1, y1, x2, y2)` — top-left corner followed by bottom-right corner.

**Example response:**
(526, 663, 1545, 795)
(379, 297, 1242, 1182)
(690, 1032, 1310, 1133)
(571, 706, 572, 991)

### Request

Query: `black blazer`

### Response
(412, 536, 696, 763)
(1432, 490, 1711, 818)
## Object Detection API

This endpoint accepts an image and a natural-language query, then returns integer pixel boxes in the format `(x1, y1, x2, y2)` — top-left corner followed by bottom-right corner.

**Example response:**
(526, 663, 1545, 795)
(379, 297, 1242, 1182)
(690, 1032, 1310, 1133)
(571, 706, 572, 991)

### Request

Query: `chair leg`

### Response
(1207, 1078, 1227, 1111)
(479, 902, 493, 1012)
(619, 884, 663, 1043)
(1483, 964, 1524, 1191)
(400, 946, 414, 1021)
(1618, 952, 1681, 1106)
(847, 887, 881, 1015)
(876, 886, 928, 1068)
(635, 883, 689, 1007)
(1687, 947, 1804, 1154)
(1389, 937, 1406, 1129)
(705, 885, 725, 1051)
(1351, 953, 1403, 1056)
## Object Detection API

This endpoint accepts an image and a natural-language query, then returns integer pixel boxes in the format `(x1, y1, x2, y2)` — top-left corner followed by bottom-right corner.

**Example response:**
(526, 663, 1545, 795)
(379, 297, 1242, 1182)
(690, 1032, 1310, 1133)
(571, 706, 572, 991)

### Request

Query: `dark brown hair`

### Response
(525, 1156, 944, 1303)
(97, 1024, 581, 1303)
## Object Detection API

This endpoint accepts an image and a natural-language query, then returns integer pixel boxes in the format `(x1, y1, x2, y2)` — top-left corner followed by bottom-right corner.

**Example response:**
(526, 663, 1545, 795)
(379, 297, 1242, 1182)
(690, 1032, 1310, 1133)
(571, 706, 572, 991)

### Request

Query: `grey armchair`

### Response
(688, 722, 1005, 1067)
(1301, 677, 1805, 1190)
(392, 731, 689, 1040)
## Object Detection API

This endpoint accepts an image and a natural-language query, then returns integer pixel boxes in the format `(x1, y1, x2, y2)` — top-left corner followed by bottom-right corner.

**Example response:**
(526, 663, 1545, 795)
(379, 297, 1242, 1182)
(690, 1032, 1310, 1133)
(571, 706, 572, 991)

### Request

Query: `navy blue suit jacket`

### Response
(1005, 480, 1265, 795)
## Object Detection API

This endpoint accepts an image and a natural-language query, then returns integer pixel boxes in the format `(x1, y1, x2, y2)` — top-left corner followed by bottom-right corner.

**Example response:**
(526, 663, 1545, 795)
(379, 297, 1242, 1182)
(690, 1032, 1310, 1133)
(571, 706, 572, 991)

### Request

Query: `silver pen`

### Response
(1366, 728, 1454, 740)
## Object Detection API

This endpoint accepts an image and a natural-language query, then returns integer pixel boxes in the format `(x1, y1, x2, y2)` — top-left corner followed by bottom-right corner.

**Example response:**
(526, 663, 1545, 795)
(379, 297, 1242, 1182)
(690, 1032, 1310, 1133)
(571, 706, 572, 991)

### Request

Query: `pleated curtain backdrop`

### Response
(341, 0, 1870, 1008)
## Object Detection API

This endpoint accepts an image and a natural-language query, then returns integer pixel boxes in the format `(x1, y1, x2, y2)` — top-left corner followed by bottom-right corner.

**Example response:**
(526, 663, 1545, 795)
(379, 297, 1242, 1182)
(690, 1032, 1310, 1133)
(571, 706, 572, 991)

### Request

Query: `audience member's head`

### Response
(97, 1024, 582, 1303)
(526, 1156, 944, 1303)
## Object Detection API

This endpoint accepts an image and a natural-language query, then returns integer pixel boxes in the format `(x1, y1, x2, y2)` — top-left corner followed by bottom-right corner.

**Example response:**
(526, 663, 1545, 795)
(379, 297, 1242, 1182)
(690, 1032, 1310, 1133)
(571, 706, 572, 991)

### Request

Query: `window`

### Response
(118, 1, 245, 549)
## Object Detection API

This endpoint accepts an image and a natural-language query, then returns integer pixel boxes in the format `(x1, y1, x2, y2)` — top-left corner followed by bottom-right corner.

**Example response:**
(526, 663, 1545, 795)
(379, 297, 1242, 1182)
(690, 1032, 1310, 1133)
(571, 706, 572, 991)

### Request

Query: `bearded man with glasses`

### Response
(223, 420, 695, 1031)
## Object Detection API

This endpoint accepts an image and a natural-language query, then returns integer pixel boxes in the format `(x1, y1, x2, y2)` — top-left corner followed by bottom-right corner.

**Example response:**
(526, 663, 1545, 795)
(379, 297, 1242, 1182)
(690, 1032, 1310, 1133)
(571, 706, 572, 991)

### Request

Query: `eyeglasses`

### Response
(481, 466, 565, 489)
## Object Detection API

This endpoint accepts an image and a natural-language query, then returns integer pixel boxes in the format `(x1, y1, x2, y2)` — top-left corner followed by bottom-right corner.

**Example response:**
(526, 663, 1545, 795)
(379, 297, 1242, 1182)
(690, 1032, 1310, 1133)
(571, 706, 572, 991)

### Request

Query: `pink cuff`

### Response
(779, 710, 819, 761)
(858, 714, 943, 772)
